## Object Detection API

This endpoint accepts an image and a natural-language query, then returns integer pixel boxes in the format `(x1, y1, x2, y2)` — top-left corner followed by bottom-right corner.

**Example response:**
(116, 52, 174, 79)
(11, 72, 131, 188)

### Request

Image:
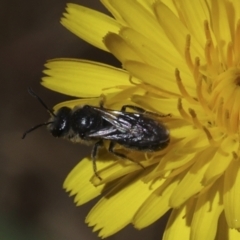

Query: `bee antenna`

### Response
(22, 122, 53, 139)
(28, 87, 56, 117)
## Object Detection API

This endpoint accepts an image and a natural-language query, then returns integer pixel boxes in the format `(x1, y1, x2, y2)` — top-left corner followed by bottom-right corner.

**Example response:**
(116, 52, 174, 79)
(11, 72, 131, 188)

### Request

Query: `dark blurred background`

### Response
(0, 0, 167, 239)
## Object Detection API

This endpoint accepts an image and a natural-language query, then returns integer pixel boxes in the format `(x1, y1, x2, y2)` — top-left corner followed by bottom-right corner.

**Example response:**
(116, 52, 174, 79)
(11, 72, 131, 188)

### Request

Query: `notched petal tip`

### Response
(61, 3, 121, 51)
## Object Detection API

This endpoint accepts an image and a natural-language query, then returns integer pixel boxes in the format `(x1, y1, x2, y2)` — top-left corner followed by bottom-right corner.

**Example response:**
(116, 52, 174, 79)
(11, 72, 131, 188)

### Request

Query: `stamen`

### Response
(175, 69, 197, 104)
(128, 75, 180, 98)
(223, 109, 231, 134)
(128, 75, 139, 85)
(188, 108, 202, 129)
(144, 152, 153, 161)
(167, 161, 194, 179)
(228, 98, 239, 135)
(234, 20, 240, 62)
(185, 35, 194, 71)
(237, 129, 240, 157)
(205, 40, 212, 66)
(216, 97, 224, 128)
(193, 57, 200, 84)
(196, 75, 212, 115)
(142, 83, 180, 98)
(238, 112, 240, 137)
(204, 20, 213, 44)
(177, 98, 191, 122)
(102, 85, 129, 91)
(227, 42, 233, 67)
(202, 126, 219, 147)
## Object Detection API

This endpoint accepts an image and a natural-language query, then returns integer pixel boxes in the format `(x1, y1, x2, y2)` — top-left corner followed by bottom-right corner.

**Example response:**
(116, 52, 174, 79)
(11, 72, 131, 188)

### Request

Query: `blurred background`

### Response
(0, 0, 168, 239)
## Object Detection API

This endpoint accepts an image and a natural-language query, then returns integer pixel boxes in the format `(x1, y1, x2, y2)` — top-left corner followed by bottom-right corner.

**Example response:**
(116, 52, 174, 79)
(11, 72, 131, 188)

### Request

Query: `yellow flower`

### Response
(42, 0, 240, 239)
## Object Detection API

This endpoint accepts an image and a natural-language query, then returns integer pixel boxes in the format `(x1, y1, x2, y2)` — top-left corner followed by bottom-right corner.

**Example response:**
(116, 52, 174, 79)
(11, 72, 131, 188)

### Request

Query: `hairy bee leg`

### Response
(91, 140, 104, 180)
(121, 105, 171, 117)
(108, 141, 145, 169)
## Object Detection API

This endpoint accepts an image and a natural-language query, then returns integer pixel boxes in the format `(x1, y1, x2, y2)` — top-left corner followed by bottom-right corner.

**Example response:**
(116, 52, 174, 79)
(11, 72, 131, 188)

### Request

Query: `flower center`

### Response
(210, 68, 240, 135)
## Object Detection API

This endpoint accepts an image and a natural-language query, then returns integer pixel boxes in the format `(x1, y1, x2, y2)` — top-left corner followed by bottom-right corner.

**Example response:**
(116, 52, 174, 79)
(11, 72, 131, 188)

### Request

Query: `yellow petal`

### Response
(165, 128, 208, 156)
(119, 27, 187, 71)
(211, 0, 232, 64)
(106, 0, 187, 64)
(170, 147, 216, 208)
(120, 28, 196, 87)
(169, 124, 195, 140)
(203, 137, 237, 186)
(174, 0, 211, 44)
(61, 3, 121, 51)
(163, 201, 193, 240)
(156, 149, 195, 174)
(224, 156, 240, 229)
(90, 157, 145, 186)
(101, 0, 127, 26)
(190, 178, 224, 240)
(86, 172, 158, 238)
(229, 228, 240, 240)
(124, 61, 185, 96)
(52, 86, 141, 111)
(229, 88, 240, 134)
(215, 212, 240, 240)
(133, 173, 182, 229)
(233, 1, 240, 24)
(215, 211, 229, 240)
(134, 0, 159, 15)
(160, 0, 178, 16)
(63, 158, 104, 205)
(104, 33, 142, 62)
(132, 94, 179, 116)
(53, 98, 100, 111)
(42, 59, 132, 97)
(107, 0, 165, 43)
(154, 1, 204, 60)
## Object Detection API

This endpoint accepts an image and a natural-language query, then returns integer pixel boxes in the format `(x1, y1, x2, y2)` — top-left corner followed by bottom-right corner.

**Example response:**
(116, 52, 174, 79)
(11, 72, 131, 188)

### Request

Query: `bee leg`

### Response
(121, 105, 171, 117)
(108, 141, 145, 169)
(99, 94, 106, 109)
(91, 140, 104, 180)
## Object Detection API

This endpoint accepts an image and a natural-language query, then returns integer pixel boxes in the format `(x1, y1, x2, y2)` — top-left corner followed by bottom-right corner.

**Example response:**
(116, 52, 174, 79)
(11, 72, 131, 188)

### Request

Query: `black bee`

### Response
(23, 88, 170, 179)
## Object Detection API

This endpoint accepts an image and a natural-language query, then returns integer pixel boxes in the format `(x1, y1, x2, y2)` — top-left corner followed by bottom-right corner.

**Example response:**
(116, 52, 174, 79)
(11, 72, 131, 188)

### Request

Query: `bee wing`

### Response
(90, 109, 170, 146)
(93, 108, 133, 132)
(88, 126, 117, 138)
(87, 107, 137, 140)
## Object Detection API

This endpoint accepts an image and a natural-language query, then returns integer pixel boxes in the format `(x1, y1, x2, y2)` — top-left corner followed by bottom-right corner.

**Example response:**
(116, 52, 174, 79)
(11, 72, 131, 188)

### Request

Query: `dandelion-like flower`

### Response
(42, 1, 240, 239)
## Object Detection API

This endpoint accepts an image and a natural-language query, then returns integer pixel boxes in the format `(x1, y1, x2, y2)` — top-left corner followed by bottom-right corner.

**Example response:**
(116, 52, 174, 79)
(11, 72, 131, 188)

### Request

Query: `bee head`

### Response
(48, 107, 72, 137)
(22, 88, 71, 139)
